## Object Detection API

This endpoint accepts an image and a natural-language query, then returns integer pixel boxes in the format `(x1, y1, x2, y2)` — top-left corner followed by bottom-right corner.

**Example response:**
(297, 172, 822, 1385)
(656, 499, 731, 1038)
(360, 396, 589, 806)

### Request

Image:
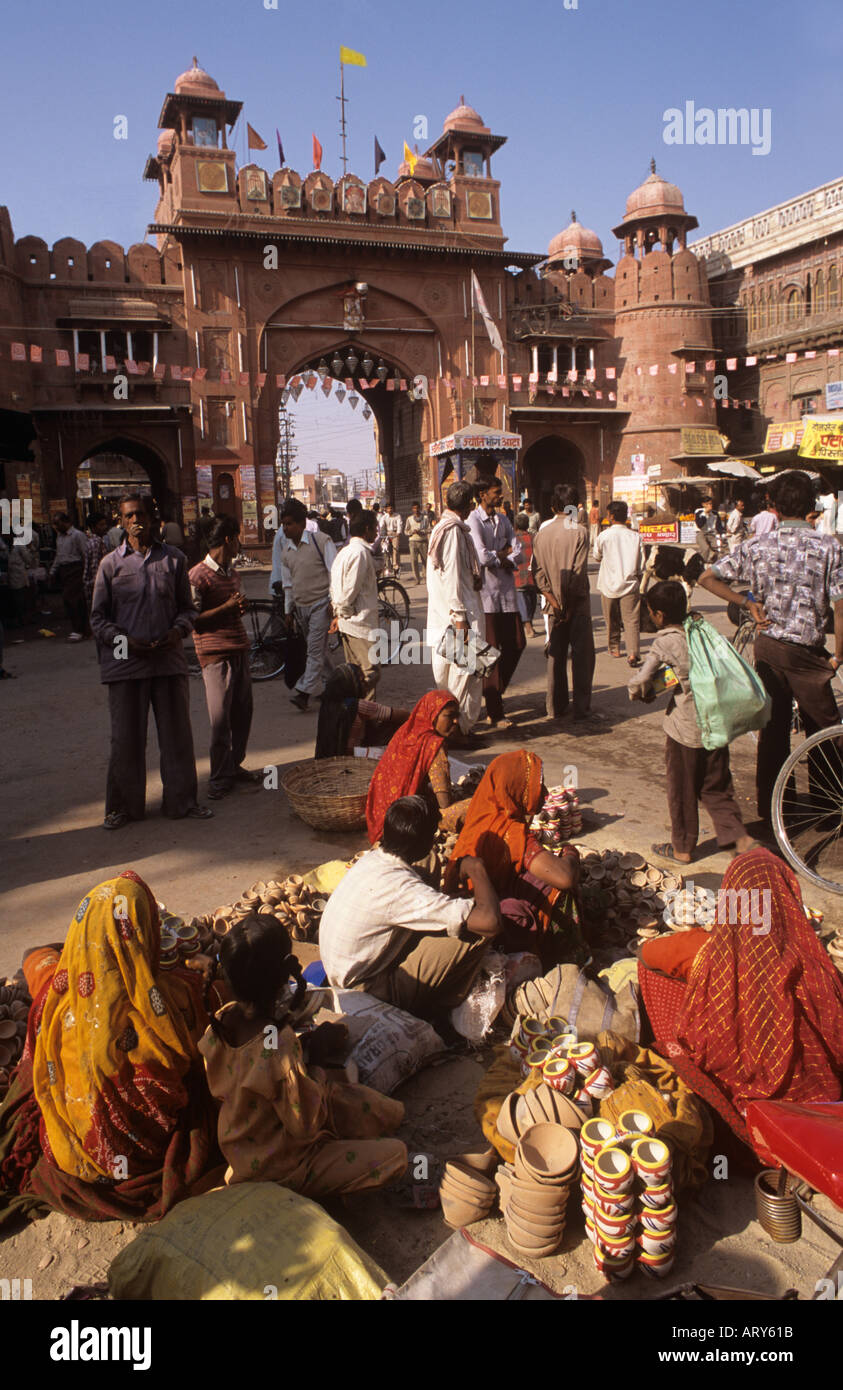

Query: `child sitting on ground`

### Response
(199, 915, 407, 1196)
(627, 580, 756, 866)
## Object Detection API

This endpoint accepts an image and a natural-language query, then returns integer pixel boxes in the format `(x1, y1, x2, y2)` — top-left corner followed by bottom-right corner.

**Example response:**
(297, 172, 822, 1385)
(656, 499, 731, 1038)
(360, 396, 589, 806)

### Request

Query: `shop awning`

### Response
(705, 458, 762, 480)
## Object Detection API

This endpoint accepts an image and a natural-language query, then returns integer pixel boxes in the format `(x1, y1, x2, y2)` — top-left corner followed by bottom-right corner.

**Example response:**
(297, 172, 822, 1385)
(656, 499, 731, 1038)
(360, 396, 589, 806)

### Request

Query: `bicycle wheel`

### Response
(245, 599, 287, 681)
(771, 724, 843, 893)
(378, 578, 410, 632)
(731, 619, 756, 666)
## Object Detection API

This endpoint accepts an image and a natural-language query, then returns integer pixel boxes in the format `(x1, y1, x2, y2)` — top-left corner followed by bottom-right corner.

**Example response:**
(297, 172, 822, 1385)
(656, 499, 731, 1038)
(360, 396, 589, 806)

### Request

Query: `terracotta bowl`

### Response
(506, 1212, 563, 1254)
(443, 1160, 497, 1201)
(0, 1020, 16, 1041)
(546, 1092, 585, 1131)
(453, 1147, 498, 1178)
(508, 1172, 568, 1211)
(516, 1123, 579, 1183)
(507, 1199, 567, 1235)
(440, 1187, 488, 1230)
(496, 1092, 520, 1146)
(440, 1172, 494, 1212)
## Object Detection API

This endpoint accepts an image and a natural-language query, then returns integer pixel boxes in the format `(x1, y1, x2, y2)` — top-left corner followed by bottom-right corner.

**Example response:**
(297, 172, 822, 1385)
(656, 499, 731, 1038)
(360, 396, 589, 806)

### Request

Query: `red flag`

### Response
(181, 367, 194, 381)
(239, 371, 250, 386)
(194, 366, 207, 380)
(55, 348, 70, 367)
(11, 342, 26, 361)
(275, 374, 286, 388)
(153, 363, 166, 379)
(313, 133, 323, 170)
(247, 123, 267, 151)
(220, 369, 232, 383)
(705, 359, 716, 372)
(75, 353, 90, 371)
(726, 357, 737, 370)
(104, 355, 116, 371)
(386, 378, 395, 391)
(30, 345, 43, 363)
(605, 367, 616, 380)
(256, 372, 267, 388)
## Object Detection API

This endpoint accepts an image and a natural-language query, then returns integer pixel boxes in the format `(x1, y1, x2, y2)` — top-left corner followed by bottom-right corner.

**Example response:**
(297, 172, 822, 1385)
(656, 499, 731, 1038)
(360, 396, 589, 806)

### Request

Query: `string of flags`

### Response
(2, 345, 839, 413)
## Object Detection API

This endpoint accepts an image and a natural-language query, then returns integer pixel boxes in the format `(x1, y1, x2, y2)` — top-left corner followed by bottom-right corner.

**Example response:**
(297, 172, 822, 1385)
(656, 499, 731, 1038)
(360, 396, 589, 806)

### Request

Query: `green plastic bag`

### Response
(684, 613, 771, 749)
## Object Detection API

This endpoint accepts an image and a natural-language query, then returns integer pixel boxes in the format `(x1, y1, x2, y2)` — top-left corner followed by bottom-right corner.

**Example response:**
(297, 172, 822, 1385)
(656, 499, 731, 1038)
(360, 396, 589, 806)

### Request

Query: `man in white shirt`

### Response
(726, 497, 747, 551)
(270, 498, 337, 711)
(749, 498, 778, 537)
(383, 504, 402, 576)
(404, 502, 430, 584)
(319, 795, 501, 1019)
(329, 510, 380, 698)
(427, 480, 486, 734)
(593, 499, 643, 665)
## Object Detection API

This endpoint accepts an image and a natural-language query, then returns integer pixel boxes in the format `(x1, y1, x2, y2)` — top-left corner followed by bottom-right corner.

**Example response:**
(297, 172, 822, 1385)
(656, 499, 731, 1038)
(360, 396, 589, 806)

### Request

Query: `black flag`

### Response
(374, 135, 386, 175)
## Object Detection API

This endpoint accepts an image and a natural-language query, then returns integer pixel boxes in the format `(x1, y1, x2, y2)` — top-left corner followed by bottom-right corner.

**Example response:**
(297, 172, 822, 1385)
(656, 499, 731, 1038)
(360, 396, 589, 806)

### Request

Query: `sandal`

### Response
(609, 646, 622, 658)
(628, 656, 642, 667)
(103, 812, 130, 830)
(651, 841, 692, 864)
(184, 804, 214, 819)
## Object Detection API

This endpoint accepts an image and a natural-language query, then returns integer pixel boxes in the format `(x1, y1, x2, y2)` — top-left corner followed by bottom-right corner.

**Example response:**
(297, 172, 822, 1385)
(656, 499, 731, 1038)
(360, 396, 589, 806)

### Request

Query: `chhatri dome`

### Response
(443, 96, 490, 135)
(157, 128, 176, 155)
(174, 57, 221, 95)
(624, 158, 686, 219)
(548, 212, 605, 263)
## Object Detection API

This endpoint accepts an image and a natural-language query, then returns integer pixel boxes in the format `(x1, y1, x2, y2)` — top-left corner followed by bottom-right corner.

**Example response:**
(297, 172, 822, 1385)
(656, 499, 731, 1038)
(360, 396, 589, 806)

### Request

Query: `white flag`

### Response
(471, 271, 504, 355)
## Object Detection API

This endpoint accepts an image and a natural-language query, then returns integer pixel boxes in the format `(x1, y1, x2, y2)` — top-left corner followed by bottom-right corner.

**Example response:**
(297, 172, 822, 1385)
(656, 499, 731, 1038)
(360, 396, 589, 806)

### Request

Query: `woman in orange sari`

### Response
(366, 689, 461, 843)
(642, 847, 843, 1142)
(0, 871, 218, 1224)
(444, 750, 586, 969)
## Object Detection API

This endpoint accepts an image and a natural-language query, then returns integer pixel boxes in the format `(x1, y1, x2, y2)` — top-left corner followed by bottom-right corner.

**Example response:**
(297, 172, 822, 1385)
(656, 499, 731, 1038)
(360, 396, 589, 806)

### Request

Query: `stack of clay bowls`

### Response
(571, 846, 683, 951)
(191, 876, 330, 945)
(439, 1148, 498, 1229)
(500, 1122, 579, 1258)
(0, 980, 32, 1099)
(827, 930, 843, 975)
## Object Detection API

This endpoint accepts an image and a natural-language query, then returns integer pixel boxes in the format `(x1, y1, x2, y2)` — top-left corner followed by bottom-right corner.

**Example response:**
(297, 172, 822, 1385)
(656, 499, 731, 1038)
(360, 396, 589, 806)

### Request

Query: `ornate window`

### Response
(786, 288, 802, 322)
(207, 398, 234, 446)
(815, 269, 825, 312)
(829, 266, 839, 309)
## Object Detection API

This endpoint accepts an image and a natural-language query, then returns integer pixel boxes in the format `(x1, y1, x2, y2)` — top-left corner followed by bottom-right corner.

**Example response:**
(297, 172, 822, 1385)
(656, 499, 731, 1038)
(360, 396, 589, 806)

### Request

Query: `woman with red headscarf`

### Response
(444, 750, 586, 969)
(640, 847, 843, 1143)
(366, 690, 461, 843)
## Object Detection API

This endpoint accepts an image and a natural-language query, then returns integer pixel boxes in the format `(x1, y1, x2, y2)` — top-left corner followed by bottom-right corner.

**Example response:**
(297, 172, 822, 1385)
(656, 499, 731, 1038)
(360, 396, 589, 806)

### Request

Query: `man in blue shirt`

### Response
(467, 476, 524, 729)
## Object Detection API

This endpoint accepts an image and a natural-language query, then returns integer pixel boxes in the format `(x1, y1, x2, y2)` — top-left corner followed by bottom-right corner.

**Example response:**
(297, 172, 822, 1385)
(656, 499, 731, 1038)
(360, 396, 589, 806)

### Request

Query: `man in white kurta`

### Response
(426, 480, 485, 733)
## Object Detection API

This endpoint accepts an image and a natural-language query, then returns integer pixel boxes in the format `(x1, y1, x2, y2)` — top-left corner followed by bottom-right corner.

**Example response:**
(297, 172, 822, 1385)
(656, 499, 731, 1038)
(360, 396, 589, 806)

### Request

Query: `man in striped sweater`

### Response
(189, 517, 261, 799)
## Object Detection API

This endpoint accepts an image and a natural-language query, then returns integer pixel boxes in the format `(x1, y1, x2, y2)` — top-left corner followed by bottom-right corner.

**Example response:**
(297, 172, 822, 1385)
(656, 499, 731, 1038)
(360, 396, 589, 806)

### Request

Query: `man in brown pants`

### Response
(90, 493, 212, 829)
(189, 515, 261, 800)
(532, 482, 595, 722)
(698, 469, 843, 831)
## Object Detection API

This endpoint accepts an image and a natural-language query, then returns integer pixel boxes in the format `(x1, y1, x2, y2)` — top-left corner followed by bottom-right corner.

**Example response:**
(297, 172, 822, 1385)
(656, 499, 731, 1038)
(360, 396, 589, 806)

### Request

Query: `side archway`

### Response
(521, 435, 586, 519)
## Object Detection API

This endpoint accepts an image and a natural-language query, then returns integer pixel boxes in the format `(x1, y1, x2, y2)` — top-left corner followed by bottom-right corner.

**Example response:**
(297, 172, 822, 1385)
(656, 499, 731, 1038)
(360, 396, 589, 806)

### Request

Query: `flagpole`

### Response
(338, 61, 348, 176)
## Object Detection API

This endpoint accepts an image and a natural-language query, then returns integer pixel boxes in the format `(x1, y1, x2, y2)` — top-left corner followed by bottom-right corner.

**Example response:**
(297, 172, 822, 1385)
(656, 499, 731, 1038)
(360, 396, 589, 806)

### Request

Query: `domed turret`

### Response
(612, 159, 698, 248)
(547, 212, 610, 271)
(624, 160, 685, 219)
(157, 128, 176, 157)
(174, 57, 220, 95)
(443, 97, 490, 135)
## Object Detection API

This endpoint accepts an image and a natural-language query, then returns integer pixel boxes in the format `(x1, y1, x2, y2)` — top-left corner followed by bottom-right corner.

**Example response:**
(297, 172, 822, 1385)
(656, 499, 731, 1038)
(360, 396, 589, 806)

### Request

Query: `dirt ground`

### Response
(2, 566, 841, 1300)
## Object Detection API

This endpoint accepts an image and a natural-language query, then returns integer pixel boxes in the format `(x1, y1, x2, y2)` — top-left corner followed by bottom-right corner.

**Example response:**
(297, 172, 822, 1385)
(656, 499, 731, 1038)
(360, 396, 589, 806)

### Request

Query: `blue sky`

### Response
(3, 0, 840, 476)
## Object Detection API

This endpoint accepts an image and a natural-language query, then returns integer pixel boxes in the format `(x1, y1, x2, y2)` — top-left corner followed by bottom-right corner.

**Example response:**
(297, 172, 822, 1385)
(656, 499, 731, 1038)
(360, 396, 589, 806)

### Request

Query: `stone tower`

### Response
(612, 160, 718, 479)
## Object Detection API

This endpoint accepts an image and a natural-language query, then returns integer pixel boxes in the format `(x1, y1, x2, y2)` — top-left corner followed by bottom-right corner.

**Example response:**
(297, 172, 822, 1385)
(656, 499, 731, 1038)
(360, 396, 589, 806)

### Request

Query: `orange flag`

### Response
(247, 123, 267, 150)
(313, 133, 323, 170)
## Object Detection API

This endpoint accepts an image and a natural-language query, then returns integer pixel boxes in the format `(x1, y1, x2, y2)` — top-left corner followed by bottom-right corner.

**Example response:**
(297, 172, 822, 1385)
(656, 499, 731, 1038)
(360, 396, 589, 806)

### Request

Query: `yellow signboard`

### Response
(680, 427, 723, 456)
(798, 419, 843, 462)
(764, 419, 805, 452)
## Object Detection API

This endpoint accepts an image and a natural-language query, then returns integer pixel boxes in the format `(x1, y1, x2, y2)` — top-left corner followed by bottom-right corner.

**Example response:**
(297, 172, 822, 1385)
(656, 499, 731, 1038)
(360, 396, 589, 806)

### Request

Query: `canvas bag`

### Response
(683, 612, 771, 749)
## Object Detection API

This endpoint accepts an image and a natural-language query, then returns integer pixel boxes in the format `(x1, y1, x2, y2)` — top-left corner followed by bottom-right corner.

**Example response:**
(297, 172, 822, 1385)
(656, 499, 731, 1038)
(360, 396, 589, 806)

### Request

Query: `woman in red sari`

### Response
(641, 847, 843, 1142)
(444, 750, 586, 969)
(366, 690, 461, 843)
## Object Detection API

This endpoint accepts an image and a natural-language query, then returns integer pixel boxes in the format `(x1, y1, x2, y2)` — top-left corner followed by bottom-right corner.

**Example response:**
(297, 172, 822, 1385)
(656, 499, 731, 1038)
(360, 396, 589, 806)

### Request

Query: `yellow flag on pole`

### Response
(403, 140, 418, 173)
(340, 46, 367, 66)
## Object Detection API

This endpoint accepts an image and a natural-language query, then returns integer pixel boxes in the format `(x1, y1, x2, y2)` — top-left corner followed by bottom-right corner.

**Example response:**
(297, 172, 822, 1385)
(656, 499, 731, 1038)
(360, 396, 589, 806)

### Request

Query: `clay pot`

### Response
(0, 1020, 15, 1041)
(621, 852, 646, 871)
(453, 1148, 498, 1179)
(515, 1123, 578, 1184)
(507, 1202, 565, 1238)
(312, 898, 328, 915)
(212, 918, 229, 938)
(646, 867, 664, 887)
(443, 1160, 496, 1203)
(284, 875, 304, 892)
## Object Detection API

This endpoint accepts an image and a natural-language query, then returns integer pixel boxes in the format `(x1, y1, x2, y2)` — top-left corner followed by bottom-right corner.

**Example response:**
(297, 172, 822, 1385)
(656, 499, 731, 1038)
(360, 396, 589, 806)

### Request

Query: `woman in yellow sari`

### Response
(0, 871, 218, 1224)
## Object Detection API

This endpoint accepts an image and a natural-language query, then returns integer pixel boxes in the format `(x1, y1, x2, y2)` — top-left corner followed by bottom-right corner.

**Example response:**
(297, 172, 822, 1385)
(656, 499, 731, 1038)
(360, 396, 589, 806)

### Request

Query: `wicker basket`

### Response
(279, 756, 377, 831)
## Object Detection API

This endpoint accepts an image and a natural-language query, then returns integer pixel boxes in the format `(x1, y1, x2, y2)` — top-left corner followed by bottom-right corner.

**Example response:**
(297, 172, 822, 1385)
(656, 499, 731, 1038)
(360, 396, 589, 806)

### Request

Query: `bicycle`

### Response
(771, 684, 843, 895)
(186, 597, 288, 682)
(327, 575, 411, 655)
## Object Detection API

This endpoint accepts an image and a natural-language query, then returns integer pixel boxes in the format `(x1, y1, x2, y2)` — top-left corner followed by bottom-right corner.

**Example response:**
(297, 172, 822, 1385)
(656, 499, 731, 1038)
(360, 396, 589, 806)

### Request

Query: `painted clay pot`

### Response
(638, 1248, 676, 1279)
(616, 1108, 655, 1140)
(580, 1117, 618, 1158)
(592, 1145, 634, 1193)
(639, 1180, 674, 1211)
(543, 1056, 576, 1095)
(639, 1227, 677, 1257)
(582, 1065, 613, 1100)
(567, 1042, 599, 1078)
(631, 1137, 672, 1184)
(640, 1202, 678, 1232)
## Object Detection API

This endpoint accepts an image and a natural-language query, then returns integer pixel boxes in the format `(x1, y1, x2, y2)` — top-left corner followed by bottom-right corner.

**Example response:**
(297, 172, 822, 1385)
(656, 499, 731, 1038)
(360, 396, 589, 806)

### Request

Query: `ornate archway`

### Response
(71, 433, 175, 521)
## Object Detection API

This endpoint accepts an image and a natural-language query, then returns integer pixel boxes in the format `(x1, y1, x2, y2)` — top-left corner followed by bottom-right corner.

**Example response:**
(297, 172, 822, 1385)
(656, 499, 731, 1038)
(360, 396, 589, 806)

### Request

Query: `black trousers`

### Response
(106, 675, 198, 820)
(483, 612, 526, 721)
(546, 603, 595, 718)
(754, 633, 841, 822)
